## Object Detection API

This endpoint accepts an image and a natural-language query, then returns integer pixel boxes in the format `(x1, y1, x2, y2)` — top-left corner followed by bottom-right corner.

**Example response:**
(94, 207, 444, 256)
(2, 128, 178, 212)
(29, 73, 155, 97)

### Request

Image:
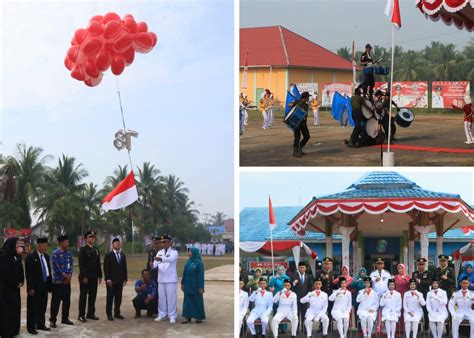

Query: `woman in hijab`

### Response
(350, 268, 368, 311)
(457, 263, 474, 290)
(0, 237, 24, 337)
(181, 247, 205, 323)
(394, 264, 410, 298)
(333, 266, 354, 288)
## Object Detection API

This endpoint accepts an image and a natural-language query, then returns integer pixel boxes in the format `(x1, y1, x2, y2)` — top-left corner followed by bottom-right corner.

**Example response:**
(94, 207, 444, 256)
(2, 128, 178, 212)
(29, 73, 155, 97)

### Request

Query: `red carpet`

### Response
(371, 144, 474, 154)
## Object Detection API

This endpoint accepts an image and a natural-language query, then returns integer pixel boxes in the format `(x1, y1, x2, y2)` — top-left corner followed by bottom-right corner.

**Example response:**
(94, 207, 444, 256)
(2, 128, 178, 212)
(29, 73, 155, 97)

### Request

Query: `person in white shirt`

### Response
(271, 279, 298, 338)
(153, 235, 178, 323)
(247, 278, 274, 338)
(426, 278, 448, 338)
(239, 278, 249, 333)
(432, 86, 444, 108)
(380, 279, 402, 338)
(300, 277, 329, 338)
(403, 279, 426, 338)
(329, 277, 352, 338)
(356, 277, 379, 338)
(370, 258, 392, 298)
(448, 277, 474, 338)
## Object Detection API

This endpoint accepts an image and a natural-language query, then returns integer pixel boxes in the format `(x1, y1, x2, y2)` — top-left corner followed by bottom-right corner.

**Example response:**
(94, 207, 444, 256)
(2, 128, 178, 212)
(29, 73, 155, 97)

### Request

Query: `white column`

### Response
(408, 240, 415, 274)
(339, 226, 355, 270)
(415, 225, 433, 268)
(403, 246, 408, 271)
(437, 236, 443, 265)
(353, 240, 359, 272)
(326, 235, 333, 258)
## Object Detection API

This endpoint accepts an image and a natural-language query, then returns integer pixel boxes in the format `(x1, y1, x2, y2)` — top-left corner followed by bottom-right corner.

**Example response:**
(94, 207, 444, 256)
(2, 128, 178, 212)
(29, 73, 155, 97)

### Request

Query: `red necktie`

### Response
(261, 291, 265, 297)
(367, 288, 371, 295)
(316, 291, 320, 297)
(285, 291, 291, 298)
(412, 291, 416, 297)
(462, 290, 467, 297)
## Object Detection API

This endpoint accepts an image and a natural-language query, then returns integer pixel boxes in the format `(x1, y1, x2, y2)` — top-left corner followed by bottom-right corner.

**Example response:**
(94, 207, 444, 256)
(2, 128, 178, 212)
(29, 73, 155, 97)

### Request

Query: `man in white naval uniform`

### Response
(449, 277, 474, 338)
(370, 258, 392, 333)
(153, 235, 178, 323)
(239, 278, 249, 333)
(356, 277, 379, 338)
(271, 279, 298, 338)
(247, 278, 273, 338)
(329, 277, 352, 338)
(403, 279, 426, 338)
(426, 278, 448, 338)
(380, 279, 401, 338)
(300, 277, 329, 338)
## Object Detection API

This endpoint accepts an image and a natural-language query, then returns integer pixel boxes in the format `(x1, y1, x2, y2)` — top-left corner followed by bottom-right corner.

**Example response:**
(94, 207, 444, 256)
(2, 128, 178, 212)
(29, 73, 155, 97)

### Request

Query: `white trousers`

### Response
(262, 110, 269, 129)
(360, 314, 375, 337)
(452, 316, 474, 338)
(271, 312, 298, 337)
(305, 313, 329, 337)
(336, 317, 350, 338)
(385, 320, 397, 338)
(313, 108, 320, 125)
(464, 121, 473, 143)
(268, 109, 275, 124)
(158, 282, 177, 320)
(246, 312, 269, 335)
(429, 321, 444, 338)
(244, 110, 249, 125)
(404, 320, 420, 338)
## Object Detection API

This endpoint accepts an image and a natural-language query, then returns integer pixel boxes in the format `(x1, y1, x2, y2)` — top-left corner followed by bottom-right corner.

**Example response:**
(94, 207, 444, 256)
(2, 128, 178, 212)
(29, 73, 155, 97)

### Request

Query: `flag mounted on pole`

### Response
(241, 49, 249, 89)
(385, 0, 402, 29)
(102, 171, 138, 211)
(269, 196, 276, 230)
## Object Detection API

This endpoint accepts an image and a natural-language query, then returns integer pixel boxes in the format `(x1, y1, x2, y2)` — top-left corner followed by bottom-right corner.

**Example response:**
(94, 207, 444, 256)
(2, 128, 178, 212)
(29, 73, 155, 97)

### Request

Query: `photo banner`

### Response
(296, 83, 318, 97)
(4, 228, 32, 253)
(432, 81, 471, 108)
(321, 82, 353, 107)
(374, 82, 428, 108)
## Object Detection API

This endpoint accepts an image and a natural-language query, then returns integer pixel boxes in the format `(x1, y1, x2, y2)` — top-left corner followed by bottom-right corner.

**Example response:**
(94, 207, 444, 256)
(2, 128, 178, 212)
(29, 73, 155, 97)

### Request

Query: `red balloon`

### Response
(71, 64, 85, 81)
(84, 60, 99, 78)
(123, 47, 135, 65)
(74, 28, 89, 45)
(136, 22, 148, 33)
(82, 39, 102, 57)
(113, 33, 133, 54)
(64, 56, 74, 71)
(96, 48, 111, 71)
(133, 32, 153, 53)
(88, 21, 104, 36)
(103, 12, 121, 24)
(123, 17, 137, 33)
(89, 15, 104, 24)
(111, 55, 125, 75)
(149, 32, 158, 47)
(67, 45, 79, 62)
(104, 20, 121, 40)
(84, 74, 103, 87)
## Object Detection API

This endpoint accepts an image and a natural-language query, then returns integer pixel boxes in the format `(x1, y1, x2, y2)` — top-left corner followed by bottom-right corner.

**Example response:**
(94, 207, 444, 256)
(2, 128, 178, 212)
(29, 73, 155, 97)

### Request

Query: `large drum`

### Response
(362, 99, 374, 119)
(395, 108, 415, 128)
(374, 66, 389, 75)
(283, 106, 306, 130)
(365, 117, 379, 139)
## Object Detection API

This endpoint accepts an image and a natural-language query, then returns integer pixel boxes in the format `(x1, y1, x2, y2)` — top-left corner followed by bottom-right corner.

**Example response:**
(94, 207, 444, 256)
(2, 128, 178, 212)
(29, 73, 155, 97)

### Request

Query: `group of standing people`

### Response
(240, 256, 474, 338)
(0, 232, 207, 337)
(184, 242, 226, 256)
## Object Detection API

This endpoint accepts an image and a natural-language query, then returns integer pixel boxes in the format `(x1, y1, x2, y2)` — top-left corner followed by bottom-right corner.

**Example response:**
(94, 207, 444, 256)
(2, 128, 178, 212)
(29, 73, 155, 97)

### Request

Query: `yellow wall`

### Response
(240, 67, 353, 105)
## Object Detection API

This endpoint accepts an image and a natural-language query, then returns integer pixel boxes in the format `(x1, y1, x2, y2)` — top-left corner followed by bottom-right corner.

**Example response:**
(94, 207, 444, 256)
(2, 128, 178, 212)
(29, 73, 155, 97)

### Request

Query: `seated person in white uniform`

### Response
(356, 277, 379, 338)
(403, 279, 426, 338)
(426, 277, 448, 338)
(247, 278, 273, 338)
(380, 279, 401, 338)
(239, 278, 249, 333)
(329, 277, 352, 338)
(271, 279, 298, 338)
(300, 277, 329, 338)
(448, 277, 474, 338)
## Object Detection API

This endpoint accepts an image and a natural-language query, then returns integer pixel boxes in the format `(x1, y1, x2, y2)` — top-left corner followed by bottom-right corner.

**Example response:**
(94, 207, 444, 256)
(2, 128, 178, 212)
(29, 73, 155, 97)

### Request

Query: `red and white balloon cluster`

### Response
(65, 12, 157, 87)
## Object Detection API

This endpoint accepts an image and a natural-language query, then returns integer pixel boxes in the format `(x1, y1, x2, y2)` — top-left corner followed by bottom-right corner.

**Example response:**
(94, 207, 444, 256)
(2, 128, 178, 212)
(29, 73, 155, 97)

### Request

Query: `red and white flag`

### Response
(241, 50, 249, 89)
(385, 0, 402, 29)
(462, 226, 474, 236)
(102, 171, 139, 211)
(269, 196, 276, 230)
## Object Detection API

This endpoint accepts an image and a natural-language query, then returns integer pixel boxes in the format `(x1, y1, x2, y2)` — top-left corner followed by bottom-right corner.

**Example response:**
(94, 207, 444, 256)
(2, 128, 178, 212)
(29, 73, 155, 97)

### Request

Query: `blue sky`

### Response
(0, 0, 234, 220)
(240, 170, 474, 209)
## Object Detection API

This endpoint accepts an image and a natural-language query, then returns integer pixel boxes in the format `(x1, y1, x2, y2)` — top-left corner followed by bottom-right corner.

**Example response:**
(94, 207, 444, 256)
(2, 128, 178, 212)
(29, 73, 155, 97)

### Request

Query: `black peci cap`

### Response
(57, 235, 68, 243)
(84, 230, 96, 238)
(36, 237, 48, 244)
(365, 44, 372, 49)
(112, 237, 120, 243)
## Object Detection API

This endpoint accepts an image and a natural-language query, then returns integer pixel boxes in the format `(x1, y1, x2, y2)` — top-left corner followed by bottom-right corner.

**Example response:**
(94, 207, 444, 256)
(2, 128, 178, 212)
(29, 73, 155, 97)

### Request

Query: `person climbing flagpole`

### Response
(268, 196, 276, 277)
(383, 0, 402, 166)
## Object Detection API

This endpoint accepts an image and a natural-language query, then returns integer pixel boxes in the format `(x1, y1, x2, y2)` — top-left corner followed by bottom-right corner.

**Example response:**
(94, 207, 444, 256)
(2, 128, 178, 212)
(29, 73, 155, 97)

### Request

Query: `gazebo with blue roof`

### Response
(285, 171, 474, 274)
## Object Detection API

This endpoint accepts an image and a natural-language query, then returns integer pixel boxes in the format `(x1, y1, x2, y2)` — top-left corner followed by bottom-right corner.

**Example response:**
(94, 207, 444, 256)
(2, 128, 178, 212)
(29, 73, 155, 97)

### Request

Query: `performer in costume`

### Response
(452, 96, 473, 144)
(260, 93, 270, 130)
(289, 91, 311, 158)
(311, 93, 320, 126)
(360, 44, 375, 98)
(403, 279, 426, 338)
(271, 279, 299, 338)
(426, 278, 448, 338)
(448, 277, 474, 338)
(356, 277, 379, 338)
(300, 277, 329, 338)
(380, 279, 402, 338)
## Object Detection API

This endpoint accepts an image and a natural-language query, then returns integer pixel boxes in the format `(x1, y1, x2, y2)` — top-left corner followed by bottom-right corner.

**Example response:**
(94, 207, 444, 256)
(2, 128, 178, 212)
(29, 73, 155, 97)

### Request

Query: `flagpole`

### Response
(270, 226, 275, 277)
(352, 41, 356, 89)
(387, 25, 395, 155)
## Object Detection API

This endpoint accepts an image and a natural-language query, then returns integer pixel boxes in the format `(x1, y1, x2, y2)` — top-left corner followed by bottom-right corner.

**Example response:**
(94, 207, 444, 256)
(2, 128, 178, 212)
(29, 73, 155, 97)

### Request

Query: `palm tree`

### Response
(211, 212, 227, 226)
(137, 162, 161, 227)
(163, 175, 189, 224)
(394, 50, 425, 81)
(80, 183, 101, 235)
(103, 164, 129, 193)
(337, 47, 351, 61)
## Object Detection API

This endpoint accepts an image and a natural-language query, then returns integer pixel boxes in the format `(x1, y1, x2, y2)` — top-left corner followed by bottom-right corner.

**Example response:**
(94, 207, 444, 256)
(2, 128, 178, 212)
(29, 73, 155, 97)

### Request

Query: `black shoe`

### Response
(86, 315, 99, 320)
(27, 330, 38, 335)
(195, 319, 202, 323)
(78, 316, 87, 322)
(135, 313, 141, 318)
(299, 147, 306, 155)
(50, 321, 57, 328)
(37, 326, 50, 331)
(292, 147, 298, 156)
(107, 315, 114, 321)
(114, 314, 124, 320)
(294, 148, 302, 158)
(62, 319, 74, 325)
(181, 318, 191, 324)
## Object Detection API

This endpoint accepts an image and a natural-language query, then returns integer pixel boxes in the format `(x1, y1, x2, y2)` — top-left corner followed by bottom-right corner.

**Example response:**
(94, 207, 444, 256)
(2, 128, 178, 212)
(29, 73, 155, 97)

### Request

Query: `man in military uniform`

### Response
(433, 254, 455, 299)
(412, 257, 432, 331)
(78, 230, 102, 322)
(316, 257, 335, 325)
(50, 235, 73, 328)
(146, 236, 161, 283)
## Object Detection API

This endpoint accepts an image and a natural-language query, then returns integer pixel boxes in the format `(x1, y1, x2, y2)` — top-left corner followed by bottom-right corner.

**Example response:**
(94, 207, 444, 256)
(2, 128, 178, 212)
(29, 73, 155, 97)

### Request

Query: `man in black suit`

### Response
(25, 237, 52, 335)
(291, 262, 312, 333)
(78, 230, 102, 322)
(104, 237, 128, 320)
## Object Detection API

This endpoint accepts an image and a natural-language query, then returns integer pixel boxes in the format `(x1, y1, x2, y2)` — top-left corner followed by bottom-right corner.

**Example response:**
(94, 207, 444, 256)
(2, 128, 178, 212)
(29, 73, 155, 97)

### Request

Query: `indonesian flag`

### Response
(462, 226, 474, 236)
(269, 196, 276, 230)
(385, 0, 402, 29)
(102, 171, 139, 211)
(241, 50, 248, 89)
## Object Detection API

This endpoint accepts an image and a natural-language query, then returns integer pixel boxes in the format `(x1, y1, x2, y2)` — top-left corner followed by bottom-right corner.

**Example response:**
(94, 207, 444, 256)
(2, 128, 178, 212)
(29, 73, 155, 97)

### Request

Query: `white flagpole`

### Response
(352, 41, 356, 88)
(270, 226, 275, 277)
(387, 25, 395, 154)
